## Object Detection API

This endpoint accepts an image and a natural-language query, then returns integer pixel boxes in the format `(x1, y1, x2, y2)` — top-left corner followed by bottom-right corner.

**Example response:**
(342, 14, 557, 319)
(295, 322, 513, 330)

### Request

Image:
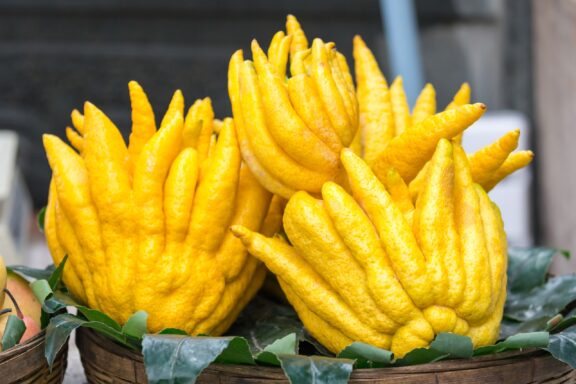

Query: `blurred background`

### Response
(0, 0, 573, 274)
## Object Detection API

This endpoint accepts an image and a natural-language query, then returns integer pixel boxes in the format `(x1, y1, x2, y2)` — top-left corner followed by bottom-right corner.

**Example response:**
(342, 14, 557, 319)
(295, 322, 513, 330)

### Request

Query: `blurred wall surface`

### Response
(0, 0, 527, 209)
(534, 0, 576, 273)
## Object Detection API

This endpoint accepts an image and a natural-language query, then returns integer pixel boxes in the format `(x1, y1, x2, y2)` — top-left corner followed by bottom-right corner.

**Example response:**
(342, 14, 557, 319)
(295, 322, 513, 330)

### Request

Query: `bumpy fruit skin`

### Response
(232, 140, 508, 357)
(353, 36, 533, 189)
(43, 82, 273, 335)
(229, 15, 357, 199)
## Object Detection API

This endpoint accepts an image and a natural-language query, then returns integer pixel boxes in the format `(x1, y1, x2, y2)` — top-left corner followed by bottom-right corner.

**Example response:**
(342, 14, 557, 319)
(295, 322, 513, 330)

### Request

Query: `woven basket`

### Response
(77, 327, 575, 383)
(0, 330, 68, 383)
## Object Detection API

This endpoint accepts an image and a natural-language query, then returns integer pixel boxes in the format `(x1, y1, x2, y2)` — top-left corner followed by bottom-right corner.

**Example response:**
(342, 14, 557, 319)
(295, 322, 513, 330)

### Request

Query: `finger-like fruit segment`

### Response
(373, 103, 486, 183)
(44, 85, 272, 336)
(233, 139, 507, 357)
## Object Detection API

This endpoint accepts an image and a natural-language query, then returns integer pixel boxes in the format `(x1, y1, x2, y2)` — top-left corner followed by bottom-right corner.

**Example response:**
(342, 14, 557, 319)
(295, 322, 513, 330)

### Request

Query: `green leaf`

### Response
(395, 333, 472, 366)
(507, 247, 556, 292)
(31, 279, 52, 304)
(500, 317, 550, 338)
(215, 337, 255, 365)
(142, 334, 253, 383)
(45, 314, 82, 367)
(48, 256, 67, 290)
(337, 342, 394, 368)
(1, 315, 26, 350)
(45, 313, 137, 368)
(256, 333, 298, 366)
(547, 327, 576, 368)
(277, 355, 354, 384)
(550, 316, 576, 334)
(505, 275, 576, 322)
(158, 328, 188, 335)
(395, 348, 449, 366)
(228, 296, 304, 353)
(474, 332, 549, 356)
(430, 333, 473, 358)
(37, 207, 46, 232)
(77, 305, 122, 332)
(121, 311, 148, 338)
(7, 265, 54, 280)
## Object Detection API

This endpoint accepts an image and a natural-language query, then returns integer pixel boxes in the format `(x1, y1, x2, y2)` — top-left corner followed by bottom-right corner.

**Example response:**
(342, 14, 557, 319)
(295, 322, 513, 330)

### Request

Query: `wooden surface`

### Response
(534, 0, 576, 273)
(0, 330, 68, 383)
(77, 328, 574, 384)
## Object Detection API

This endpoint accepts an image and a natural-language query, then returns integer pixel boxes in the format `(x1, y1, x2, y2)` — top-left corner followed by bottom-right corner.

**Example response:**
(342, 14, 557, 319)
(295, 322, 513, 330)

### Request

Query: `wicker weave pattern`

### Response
(0, 331, 68, 384)
(77, 327, 575, 384)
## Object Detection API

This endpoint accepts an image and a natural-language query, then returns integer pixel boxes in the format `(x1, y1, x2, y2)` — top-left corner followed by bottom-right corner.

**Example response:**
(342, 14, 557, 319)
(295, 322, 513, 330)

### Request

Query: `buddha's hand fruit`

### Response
(353, 36, 533, 190)
(228, 15, 357, 199)
(232, 139, 507, 357)
(44, 82, 272, 335)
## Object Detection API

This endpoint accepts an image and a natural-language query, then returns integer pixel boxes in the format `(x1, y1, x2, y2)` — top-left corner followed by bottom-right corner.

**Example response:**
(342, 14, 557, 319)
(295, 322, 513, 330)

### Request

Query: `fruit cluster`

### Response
(42, 16, 533, 355)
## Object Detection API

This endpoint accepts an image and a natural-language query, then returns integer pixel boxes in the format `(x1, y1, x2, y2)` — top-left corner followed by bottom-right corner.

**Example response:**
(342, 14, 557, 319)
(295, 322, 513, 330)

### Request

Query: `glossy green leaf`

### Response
(48, 256, 67, 290)
(395, 348, 449, 366)
(7, 265, 54, 281)
(78, 306, 122, 332)
(474, 332, 549, 356)
(338, 342, 393, 368)
(31, 279, 52, 304)
(277, 354, 354, 384)
(1, 315, 25, 350)
(547, 327, 576, 368)
(507, 247, 557, 292)
(214, 337, 255, 365)
(228, 296, 303, 353)
(256, 333, 297, 366)
(505, 275, 576, 322)
(45, 313, 138, 368)
(122, 311, 148, 339)
(431, 332, 473, 358)
(37, 207, 46, 232)
(158, 328, 188, 335)
(550, 316, 576, 334)
(142, 334, 253, 383)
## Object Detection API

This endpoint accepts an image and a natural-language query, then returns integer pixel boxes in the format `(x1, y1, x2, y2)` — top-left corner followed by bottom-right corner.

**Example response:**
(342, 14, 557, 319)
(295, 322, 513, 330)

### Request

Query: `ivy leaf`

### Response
(1, 315, 26, 350)
(37, 207, 46, 232)
(277, 355, 354, 384)
(122, 311, 148, 339)
(474, 332, 549, 356)
(505, 275, 576, 322)
(507, 247, 558, 292)
(142, 334, 254, 383)
(547, 327, 576, 368)
(337, 342, 394, 368)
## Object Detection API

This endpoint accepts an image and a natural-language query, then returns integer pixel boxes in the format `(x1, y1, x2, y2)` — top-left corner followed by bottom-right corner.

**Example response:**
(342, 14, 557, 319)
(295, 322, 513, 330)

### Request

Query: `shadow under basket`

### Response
(76, 327, 575, 384)
(0, 330, 68, 383)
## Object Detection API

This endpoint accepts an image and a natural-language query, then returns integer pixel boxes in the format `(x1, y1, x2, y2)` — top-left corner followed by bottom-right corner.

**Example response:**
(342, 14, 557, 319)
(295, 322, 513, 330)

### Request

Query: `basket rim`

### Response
(78, 326, 550, 374)
(0, 330, 46, 361)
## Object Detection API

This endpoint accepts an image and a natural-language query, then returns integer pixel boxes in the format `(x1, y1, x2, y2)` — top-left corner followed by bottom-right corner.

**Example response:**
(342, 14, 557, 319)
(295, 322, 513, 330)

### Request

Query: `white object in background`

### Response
(462, 111, 533, 247)
(0, 131, 32, 265)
